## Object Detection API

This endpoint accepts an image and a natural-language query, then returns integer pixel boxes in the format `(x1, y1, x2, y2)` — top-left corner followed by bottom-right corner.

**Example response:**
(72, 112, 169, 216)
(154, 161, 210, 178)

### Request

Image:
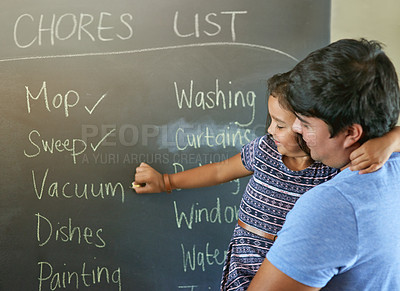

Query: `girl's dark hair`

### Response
(267, 72, 292, 111)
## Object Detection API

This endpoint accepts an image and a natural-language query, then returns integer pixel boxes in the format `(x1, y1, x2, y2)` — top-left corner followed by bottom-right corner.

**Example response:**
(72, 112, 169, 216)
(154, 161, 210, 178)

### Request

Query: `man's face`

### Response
(292, 114, 347, 168)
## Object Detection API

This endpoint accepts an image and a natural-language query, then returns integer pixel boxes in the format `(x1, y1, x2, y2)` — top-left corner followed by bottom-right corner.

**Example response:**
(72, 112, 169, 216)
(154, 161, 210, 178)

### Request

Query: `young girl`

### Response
(132, 73, 400, 290)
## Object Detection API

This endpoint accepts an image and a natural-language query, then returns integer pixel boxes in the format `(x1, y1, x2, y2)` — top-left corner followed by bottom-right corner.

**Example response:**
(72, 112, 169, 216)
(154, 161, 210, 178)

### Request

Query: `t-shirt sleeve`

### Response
(266, 185, 358, 288)
(241, 136, 262, 172)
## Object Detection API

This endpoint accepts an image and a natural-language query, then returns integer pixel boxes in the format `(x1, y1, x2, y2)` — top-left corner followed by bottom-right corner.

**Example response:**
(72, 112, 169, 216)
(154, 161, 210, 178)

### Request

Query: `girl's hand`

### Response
(133, 162, 165, 193)
(349, 138, 393, 174)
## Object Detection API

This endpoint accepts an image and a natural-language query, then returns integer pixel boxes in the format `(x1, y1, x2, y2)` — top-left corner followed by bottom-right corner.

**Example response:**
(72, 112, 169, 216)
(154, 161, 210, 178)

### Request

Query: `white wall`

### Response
(331, 0, 400, 123)
(331, 0, 400, 71)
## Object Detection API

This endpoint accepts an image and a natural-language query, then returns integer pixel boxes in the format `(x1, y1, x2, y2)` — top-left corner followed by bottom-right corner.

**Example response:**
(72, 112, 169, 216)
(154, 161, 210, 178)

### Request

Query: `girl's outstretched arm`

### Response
(350, 126, 400, 174)
(133, 153, 253, 193)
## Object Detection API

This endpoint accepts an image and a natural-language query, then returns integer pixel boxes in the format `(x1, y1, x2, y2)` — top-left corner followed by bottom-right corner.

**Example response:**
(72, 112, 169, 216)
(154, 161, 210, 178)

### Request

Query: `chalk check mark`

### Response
(85, 93, 107, 114)
(91, 129, 116, 151)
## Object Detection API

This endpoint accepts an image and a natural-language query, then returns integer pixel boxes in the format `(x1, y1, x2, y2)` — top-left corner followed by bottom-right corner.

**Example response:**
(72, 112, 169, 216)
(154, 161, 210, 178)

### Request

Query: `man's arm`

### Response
(247, 184, 358, 290)
(247, 259, 320, 291)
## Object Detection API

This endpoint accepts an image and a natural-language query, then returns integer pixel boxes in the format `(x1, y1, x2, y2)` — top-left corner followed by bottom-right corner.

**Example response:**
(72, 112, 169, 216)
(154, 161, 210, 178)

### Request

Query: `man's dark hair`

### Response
(287, 38, 400, 143)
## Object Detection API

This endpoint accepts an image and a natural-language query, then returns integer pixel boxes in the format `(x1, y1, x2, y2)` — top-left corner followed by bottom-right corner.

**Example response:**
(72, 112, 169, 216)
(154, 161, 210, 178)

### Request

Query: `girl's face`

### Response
(267, 95, 306, 157)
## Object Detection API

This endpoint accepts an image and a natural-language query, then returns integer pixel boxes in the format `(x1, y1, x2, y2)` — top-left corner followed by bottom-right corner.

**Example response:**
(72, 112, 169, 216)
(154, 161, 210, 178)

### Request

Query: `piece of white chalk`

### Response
(131, 182, 143, 188)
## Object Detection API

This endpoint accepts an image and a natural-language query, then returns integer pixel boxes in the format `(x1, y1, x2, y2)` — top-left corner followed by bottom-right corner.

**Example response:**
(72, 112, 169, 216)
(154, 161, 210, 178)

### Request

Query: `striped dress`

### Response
(220, 135, 340, 290)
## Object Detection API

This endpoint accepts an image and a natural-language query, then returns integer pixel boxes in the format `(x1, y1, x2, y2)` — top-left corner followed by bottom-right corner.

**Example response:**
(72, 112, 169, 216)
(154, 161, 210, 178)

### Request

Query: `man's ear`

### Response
(343, 124, 363, 149)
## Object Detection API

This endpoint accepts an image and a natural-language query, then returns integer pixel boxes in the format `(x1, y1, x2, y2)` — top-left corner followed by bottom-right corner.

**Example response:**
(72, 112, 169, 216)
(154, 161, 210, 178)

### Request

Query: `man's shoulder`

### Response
(299, 152, 400, 209)
(389, 152, 400, 163)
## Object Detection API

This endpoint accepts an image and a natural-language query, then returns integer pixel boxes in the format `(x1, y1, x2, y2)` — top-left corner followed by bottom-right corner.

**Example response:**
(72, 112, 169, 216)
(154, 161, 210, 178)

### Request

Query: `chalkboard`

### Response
(0, 0, 330, 290)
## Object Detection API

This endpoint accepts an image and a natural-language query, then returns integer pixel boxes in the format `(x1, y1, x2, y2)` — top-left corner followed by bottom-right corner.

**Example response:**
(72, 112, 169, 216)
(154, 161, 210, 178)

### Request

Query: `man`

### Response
(248, 39, 400, 290)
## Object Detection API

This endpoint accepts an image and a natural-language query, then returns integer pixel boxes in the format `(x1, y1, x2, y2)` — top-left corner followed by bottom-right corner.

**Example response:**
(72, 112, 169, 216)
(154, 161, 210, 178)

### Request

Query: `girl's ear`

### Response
(343, 124, 364, 149)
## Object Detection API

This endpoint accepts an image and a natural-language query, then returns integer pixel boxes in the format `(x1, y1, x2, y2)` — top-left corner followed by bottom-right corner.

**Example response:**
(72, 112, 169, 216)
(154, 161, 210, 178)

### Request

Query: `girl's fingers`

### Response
(358, 164, 380, 175)
(349, 160, 369, 171)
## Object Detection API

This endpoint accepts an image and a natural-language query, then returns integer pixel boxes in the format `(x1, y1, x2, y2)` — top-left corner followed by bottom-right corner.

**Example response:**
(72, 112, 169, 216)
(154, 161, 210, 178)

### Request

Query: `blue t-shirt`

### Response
(267, 152, 400, 290)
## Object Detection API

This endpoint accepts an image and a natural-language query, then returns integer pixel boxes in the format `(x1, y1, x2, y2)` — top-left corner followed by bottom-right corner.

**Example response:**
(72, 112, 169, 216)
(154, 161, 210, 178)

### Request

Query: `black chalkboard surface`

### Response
(0, 0, 330, 290)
